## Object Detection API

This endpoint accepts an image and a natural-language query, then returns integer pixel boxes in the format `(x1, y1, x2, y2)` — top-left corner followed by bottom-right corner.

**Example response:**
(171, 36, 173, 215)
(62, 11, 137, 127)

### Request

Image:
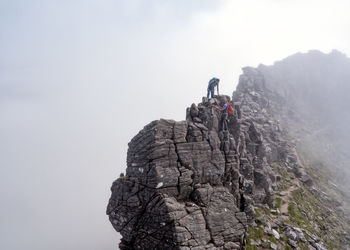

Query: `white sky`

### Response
(1, 0, 350, 249)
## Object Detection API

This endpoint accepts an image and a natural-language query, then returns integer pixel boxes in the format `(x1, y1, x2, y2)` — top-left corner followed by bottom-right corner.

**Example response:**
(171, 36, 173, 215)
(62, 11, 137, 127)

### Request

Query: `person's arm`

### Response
(214, 105, 224, 111)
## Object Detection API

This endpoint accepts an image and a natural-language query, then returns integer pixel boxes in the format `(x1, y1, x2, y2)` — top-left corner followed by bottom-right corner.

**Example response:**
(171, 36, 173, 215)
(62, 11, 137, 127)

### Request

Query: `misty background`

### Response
(1, 0, 350, 249)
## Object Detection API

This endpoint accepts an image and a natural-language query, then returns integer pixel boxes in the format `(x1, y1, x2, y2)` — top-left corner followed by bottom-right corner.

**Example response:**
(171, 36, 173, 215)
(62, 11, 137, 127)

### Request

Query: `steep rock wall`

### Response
(106, 93, 297, 249)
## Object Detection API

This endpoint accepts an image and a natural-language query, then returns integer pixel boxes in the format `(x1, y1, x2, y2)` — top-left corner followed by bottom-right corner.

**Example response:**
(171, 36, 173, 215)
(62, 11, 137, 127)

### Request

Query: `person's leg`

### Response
(210, 88, 214, 98)
(220, 114, 225, 131)
(224, 118, 228, 131)
(223, 114, 228, 131)
(207, 88, 210, 99)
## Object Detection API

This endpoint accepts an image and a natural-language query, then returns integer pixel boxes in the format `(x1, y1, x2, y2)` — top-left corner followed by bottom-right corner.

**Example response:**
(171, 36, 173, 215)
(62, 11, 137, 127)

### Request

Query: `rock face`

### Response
(233, 66, 313, 186)
(107, 50, 350, 249)
(107, 94, 285, 249)
(232, 50, 350, 249)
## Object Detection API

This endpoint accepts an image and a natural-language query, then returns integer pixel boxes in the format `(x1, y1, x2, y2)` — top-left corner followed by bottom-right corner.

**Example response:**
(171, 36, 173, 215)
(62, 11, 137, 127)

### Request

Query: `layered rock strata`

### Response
(106, 92, 299, 249)
(107, 51, 350, 249)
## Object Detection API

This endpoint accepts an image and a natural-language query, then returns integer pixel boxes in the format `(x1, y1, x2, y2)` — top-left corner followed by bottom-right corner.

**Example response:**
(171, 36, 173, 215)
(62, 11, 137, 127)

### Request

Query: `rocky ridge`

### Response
(107, 51, 350, 249)
(107, 93, 276, 249)
(108, 86, 313, 249)
(233, 59, 350, 249)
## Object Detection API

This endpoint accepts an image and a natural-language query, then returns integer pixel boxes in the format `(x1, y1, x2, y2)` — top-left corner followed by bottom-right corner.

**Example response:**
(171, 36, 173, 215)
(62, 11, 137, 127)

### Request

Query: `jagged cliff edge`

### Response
(106, 66, 329, 249)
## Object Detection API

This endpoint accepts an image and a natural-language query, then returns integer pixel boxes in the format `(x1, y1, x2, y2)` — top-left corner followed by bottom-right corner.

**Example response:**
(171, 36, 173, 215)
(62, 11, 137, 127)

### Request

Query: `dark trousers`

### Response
(221, 113, 228, 131)
(207, 88, 214, 99)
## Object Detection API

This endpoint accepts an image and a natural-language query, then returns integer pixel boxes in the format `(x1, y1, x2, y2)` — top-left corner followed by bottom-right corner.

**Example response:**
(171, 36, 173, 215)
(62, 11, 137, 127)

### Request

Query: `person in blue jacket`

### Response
(215, 100, 234, 131)
(218, 101, 229, 131)
(207, 77, 220, 99)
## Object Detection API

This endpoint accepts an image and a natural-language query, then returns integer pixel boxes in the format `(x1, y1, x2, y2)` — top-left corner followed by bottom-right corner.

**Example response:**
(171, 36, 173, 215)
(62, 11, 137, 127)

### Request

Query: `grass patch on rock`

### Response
(275, 197, 282, 209)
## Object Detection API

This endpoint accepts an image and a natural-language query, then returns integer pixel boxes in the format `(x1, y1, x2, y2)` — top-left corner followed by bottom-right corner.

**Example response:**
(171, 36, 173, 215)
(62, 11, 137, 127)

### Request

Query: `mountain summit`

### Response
(107, 50, 350, 249)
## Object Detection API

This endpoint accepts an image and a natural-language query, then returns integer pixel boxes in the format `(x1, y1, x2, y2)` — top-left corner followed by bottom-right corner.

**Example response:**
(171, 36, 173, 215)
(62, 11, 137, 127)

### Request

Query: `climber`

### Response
(216, 101, 234, 131)
(207, 77, 220, 99)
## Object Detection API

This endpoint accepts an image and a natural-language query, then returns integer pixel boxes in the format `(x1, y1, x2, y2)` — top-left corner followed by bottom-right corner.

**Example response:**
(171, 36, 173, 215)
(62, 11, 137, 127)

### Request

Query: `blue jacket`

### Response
(208, 78, 219, 91)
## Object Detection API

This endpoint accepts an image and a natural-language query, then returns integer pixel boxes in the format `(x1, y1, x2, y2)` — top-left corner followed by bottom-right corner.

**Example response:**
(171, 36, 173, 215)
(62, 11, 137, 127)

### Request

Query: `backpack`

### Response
(227, 103, 234, 115)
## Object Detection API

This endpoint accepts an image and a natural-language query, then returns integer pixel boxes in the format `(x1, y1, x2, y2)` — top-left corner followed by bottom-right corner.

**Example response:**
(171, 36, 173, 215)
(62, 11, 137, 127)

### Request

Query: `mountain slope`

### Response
(234, 52, 350, 248)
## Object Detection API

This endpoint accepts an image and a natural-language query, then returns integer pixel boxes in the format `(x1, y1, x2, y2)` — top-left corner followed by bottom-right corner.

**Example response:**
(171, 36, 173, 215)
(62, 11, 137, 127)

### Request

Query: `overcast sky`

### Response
(1, 0, 350, 249)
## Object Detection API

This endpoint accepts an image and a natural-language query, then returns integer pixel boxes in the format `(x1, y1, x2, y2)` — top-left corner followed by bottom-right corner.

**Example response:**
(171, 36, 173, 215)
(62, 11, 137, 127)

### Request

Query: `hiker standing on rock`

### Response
(207, 77, 220, 99)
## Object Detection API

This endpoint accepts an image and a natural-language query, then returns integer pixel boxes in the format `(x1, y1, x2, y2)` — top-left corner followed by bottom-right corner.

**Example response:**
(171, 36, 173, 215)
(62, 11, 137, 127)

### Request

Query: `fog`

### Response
(1, 0, 350, 249)
(257, 50, 350, 185)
